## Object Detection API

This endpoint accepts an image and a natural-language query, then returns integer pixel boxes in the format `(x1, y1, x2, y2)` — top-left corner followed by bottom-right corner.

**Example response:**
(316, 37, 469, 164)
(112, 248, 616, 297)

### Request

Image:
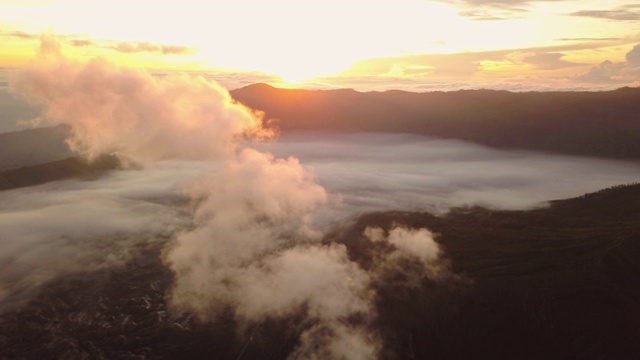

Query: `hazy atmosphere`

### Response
(1, 1, 640, 359)
(1, 0, 640, 90)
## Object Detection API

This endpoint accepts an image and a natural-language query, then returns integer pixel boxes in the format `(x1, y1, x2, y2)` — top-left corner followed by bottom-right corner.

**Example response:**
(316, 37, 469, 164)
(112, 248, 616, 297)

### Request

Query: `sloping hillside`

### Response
(0, 154, 121, 190)
(328, 183, 640, 359)
(2, 184, 640, 359)
(232, 84, 640, 160)
(0, 124, 72, 170)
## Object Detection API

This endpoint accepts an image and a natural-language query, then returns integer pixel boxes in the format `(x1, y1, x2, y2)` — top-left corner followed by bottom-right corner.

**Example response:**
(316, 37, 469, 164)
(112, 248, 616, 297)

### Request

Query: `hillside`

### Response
(3, 86, 640, 167)
(0, 124, 72, 170)
(2, 183, 640, 359)
(327, 183, 640, 359)
(231, 84, 640, 160)
(0, 154, 121, 191)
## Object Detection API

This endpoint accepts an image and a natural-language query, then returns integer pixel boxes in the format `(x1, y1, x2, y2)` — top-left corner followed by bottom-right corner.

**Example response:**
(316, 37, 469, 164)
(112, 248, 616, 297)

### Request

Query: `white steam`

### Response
(8, 48, 381, 359)
(366, 226, 440, 265)
(11, 58, 268, 162)
(364, 225, 446, 280)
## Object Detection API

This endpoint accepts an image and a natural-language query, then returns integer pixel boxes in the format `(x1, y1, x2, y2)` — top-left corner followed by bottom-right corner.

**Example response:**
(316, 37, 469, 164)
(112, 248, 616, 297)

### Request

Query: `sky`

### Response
(1, 0, 639, 91)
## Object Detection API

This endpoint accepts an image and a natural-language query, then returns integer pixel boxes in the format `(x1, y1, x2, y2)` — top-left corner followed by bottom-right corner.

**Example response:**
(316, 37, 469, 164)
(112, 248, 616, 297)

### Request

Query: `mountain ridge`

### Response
(231, 84, 640, 160)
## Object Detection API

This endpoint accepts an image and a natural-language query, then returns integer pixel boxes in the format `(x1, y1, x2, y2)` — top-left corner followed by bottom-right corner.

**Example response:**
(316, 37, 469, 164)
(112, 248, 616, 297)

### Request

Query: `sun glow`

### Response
(1, 0, 474, 80)
(1, 0, 638, 90)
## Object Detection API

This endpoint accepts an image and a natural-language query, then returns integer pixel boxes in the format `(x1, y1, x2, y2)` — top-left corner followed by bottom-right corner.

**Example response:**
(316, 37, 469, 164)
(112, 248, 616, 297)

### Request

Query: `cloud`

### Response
(7, 41, 381, 358)
(578, 44, 640, 83)
(512, 51, 581, 70)
(342, 52, 486, 79)
(458, 8, 526, 20)
(341, 42, 599, 78)
(70, 39, 93, 47)
(111, 41, 193, 55)
(626, 43, 640, 65)
(0, 30, 38, 40)
(361, 224, 458, 306)
(11, 57, 269, 162)
(178, 69, 283, 91)
(556, 37, 621, 42)
(571, 9, 640, 21)
(444, 0, 563, 5)
(433, 0, 564, 19)
(331, 39, 639, 91)
(366, 226, 440, 265)
(37, 33, 62, 58)
(164, 148, 382, 358)
(0, 160, 205, 309)
(0, 31, 193, 56)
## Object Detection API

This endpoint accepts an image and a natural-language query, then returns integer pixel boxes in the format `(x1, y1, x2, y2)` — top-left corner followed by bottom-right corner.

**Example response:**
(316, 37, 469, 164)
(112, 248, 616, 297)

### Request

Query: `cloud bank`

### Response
(256, 132, 640, 218)
(579, 43, 640, 84)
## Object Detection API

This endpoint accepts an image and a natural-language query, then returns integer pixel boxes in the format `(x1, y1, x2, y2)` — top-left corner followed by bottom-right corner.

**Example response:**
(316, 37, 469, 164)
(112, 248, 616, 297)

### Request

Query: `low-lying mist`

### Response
(256, 132, 640, 218)
(0, 161, 203, 307)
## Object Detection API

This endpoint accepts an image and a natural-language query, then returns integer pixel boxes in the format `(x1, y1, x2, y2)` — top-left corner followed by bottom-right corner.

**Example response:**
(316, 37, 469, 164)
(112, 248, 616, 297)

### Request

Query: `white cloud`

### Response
(579, 43, 640, 83)
(11, 54, 270, 163)
(9, 45, 380, 358)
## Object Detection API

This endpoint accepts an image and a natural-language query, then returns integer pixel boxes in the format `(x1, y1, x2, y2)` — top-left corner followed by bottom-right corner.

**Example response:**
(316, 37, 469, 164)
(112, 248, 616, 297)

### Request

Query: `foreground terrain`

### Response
(2, 180, 639, 359)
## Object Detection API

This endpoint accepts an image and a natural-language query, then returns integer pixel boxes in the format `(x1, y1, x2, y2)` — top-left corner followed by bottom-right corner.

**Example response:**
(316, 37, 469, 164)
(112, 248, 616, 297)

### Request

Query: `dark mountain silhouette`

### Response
(2, 183, 640, 359)
(3, 85, 640, 168)
(0, 124, 72, 170)
(0, 154, 121, 191)
(231, 84, 640, 160)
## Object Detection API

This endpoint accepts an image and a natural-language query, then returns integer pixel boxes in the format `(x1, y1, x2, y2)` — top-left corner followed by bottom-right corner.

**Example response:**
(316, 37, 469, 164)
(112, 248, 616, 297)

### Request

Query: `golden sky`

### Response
(1, 0, 639, 91)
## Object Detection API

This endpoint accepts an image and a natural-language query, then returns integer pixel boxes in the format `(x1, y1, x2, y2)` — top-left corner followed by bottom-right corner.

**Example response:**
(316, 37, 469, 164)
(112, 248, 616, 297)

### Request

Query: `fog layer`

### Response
(256, 132, 640, 218)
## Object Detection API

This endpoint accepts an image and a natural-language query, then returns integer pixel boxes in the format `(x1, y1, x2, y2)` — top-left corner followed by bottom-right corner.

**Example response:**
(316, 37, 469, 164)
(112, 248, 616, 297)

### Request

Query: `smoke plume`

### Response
(11, 57, 268, 163)
(8, 45, 384, 358)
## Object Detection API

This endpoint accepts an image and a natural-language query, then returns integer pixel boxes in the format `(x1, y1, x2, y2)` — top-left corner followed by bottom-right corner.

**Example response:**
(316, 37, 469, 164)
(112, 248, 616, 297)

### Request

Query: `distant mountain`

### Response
(0, 154, 121, 191)
(0, 124, 73, 170)
(3, 86, 640, 168)
(0, 89, 40, 133)
(2, 183, 639, 359)
(231, 84, 640, 160)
